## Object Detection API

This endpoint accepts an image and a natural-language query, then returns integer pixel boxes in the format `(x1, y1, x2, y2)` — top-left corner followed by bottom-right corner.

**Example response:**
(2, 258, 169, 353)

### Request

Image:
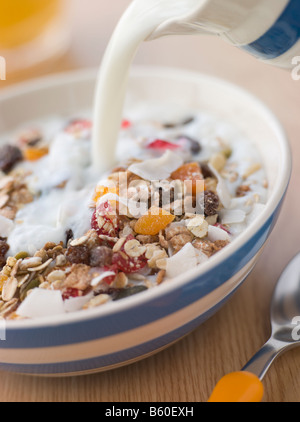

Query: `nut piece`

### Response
(145, 244, 168, 269)
(47, 270, 66, 284)
(83, 294, 111, 309)
(124, 239, 146, 258)
(65, 264, 93, 291)
(193, 239, 229, 257)
(209, 153, 227, 172)
(113, 272, 128, 289)
(165, 225, 193, 253)
(70, 235, 89, 247)
(19, 257, 43, 271)
(187, 216, 208, 239)
(242, 163, 262, 180)
(236, 185, 251, 197)
(2, 276, 18, 302)
(156, 270, 166, 285)
(136, 235, 159, 245)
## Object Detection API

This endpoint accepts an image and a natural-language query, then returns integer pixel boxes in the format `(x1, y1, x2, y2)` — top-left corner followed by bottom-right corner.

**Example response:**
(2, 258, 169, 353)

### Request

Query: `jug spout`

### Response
(147, 0, 259, 40)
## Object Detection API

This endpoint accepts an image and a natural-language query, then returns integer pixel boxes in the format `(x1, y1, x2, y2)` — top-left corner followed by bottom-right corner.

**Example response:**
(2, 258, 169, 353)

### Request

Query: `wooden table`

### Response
(1, 0, 300, 403)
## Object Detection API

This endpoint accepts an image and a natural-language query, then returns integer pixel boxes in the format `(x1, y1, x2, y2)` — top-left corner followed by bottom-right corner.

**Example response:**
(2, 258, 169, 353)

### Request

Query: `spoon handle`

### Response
(208, 371, 264, 402)
(242, 338, 286, 380)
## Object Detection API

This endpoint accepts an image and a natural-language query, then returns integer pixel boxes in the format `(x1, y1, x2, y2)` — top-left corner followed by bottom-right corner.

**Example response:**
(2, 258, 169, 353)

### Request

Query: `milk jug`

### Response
(148, 0, 300, 69)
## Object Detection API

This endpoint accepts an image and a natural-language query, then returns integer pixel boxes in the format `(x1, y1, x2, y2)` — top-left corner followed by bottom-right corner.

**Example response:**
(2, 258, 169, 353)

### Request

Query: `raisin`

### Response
(200, 163, 215, 179)
(177, 135, 202, 155)
(0, 238, 9, 268)
(204, 191, 220, 216)
(65, 229, 74, 246)
(0, 145, 23, 173)
(89, 246, 113, 267)
(65, 245, 90, 265)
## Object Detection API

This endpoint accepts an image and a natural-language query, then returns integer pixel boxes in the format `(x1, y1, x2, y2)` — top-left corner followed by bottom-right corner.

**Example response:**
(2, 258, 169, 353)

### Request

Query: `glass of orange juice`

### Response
(0, 0, 70, 74)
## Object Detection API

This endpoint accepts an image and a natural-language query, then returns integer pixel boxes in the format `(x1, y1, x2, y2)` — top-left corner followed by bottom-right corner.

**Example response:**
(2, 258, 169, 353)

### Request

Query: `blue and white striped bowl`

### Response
(0, 67, 291, 376)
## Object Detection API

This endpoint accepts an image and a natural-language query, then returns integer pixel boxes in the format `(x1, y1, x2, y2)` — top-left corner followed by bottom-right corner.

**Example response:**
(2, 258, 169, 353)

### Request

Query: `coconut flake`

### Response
(91, 271, 116, 287)
(208, 164, 232, 209)
(16, 288, 65, 319)
(246, 203, 266, 225)
(128, 150, 183, 181)
(0, 215, 14, 237)
(166, 243, 198, 279)
(195, 249, 209, 264)
(208, 225, 231, 242)
(219, 209, 246, 224)
(63, 292, 94, 313)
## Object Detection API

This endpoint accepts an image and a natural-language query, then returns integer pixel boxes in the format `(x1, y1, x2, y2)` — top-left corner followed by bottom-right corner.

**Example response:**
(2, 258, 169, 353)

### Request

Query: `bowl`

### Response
(0, 67, 291, 376)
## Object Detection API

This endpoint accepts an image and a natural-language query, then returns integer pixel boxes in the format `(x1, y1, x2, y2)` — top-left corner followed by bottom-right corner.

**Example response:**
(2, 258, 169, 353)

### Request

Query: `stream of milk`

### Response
(92, 0, 202, 171)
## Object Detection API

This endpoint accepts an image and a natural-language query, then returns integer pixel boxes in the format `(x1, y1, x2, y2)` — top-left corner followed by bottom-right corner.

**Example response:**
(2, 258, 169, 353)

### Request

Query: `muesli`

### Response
(0, 108, 268, 319)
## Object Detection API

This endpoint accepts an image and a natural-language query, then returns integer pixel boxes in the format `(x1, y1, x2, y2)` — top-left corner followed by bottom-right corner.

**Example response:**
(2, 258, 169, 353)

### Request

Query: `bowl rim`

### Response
(0, 65, 292, 330)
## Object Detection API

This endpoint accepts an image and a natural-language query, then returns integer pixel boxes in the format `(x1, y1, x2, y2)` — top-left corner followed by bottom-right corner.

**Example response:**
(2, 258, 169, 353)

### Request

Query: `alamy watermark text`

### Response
(0, 56, 6, 81)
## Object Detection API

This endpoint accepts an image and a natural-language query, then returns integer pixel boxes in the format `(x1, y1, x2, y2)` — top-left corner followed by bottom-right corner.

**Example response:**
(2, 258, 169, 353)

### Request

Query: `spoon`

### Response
(208, 251, 300, 402)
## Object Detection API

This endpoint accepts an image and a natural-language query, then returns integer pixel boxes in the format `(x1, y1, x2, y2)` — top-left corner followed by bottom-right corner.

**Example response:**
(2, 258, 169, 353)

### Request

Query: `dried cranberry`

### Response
(112, 235, 147, 274)
(147, 139, 180, 151)
(112, 252, 147, 274)
(0, 145, 23, 173)
(100, 264, 118, 285)
(89, 246, 113, 267)
(91, 201, 120, 237)
(62, 288, 81, 301)
(66, 245, 90, 265)
(121, 120, 132, 129)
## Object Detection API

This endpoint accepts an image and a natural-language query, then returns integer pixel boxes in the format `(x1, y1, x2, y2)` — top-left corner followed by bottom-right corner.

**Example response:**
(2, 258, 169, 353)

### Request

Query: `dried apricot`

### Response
(93, 185, 119, 203)
(24, 147, 49, 161)
(171, 162, 204, 195)
(134, 207, 175, 236)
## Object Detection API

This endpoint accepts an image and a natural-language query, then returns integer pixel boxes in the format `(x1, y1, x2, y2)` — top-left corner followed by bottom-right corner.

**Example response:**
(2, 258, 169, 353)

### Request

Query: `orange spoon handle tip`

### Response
(208, 371, 264, 402)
